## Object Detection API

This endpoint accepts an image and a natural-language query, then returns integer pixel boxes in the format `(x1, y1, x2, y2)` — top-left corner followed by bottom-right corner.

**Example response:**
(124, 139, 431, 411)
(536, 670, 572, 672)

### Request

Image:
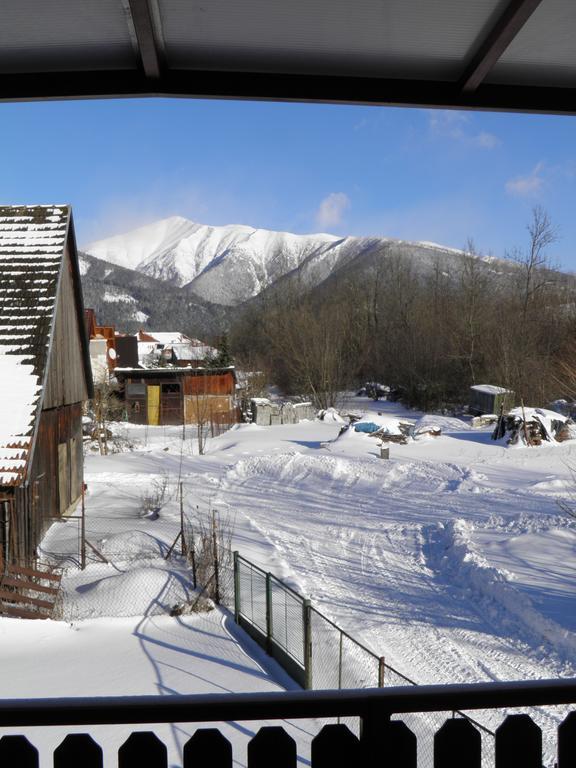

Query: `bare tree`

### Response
(91, 380, 123, 455)
(455, 240, 491, 384)
(189, 376, 212, 456)
(513, 205, 558, 320)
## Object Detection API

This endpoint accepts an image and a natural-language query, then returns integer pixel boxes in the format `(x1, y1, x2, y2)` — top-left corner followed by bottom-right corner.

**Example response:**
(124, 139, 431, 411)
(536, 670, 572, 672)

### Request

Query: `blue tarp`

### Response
(354, 422, 380, 433)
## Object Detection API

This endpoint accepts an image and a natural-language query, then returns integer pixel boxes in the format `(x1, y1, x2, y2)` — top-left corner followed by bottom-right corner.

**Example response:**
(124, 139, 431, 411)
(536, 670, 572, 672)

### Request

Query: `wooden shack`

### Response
(469, 384, 514, 416)
(115, 367, 237, 427)
(0, 205, 92, 566)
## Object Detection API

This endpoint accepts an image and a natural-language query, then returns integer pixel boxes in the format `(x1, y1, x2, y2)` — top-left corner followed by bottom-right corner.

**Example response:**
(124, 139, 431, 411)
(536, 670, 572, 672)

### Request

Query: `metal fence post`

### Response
(338, 632, 343, 690)
(266, 573, 273, 654)
(233, 551, 240, 623)
(303, 600, 312, 690)
(378, 656, 386, 687)
(337, 631, 344, 725)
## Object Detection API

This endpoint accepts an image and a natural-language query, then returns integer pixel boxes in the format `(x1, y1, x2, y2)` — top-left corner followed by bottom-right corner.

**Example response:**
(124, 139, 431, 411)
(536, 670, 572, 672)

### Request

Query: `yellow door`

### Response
(147, 385, 160, 425)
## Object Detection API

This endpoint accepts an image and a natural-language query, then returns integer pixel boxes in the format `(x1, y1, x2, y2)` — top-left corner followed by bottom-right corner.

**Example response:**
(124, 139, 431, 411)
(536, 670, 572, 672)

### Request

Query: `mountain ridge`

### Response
(84, 215, 494, 307)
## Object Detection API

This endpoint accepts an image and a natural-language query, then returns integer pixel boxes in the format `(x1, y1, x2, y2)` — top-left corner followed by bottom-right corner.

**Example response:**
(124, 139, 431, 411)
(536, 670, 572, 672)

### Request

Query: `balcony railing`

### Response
(0, 677, 574, 766)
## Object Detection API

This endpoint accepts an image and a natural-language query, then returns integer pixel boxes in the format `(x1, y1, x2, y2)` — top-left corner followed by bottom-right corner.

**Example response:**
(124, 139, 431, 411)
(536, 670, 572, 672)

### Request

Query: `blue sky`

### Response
(0, 98, 575, 268)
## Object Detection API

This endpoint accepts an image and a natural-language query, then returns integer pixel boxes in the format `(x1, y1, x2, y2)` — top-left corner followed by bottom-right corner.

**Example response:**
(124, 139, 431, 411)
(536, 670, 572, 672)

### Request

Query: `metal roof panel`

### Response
(0, 0, 138, 72)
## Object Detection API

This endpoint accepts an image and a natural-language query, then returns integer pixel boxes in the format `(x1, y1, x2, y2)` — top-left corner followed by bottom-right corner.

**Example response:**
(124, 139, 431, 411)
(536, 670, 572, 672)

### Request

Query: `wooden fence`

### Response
(0, 678, 573, 766)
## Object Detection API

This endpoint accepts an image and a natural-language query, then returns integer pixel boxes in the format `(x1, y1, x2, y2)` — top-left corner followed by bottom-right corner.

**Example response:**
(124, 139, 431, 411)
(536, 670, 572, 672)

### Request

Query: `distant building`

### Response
(85, 310, 139, 379)
(115, 366, 237, 427)
(469, 384, 514, 416)
(0, 206, 92, 566)
(85, 308, 117, 382)
(136, 330, 216, 368)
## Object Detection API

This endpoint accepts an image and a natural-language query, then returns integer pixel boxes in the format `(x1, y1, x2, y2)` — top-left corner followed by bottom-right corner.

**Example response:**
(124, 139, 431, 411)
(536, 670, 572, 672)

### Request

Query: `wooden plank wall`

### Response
(13, 403, 83, 563)
(183, 373, 235, 396)
(43, 246, 89, 409)
(184, 395, 234, 423)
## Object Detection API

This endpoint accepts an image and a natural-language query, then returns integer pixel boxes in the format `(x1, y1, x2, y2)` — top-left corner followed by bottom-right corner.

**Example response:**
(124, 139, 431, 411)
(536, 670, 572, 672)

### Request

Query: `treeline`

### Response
(230, 209, 576, 411)
(80, 251, 229, 339)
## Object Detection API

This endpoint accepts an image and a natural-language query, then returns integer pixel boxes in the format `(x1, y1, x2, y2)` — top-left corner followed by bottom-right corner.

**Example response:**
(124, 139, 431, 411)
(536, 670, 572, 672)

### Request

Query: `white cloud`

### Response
(505, 162, 545, 197)
(428, 110, 467, 140)
(473, 131, 501, 149)
(427, 110, 500, 149)
(315, 192, 350, 229)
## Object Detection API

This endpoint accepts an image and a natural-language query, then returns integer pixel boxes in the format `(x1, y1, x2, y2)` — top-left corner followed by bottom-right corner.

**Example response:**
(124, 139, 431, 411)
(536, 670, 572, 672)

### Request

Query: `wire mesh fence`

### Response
(270, 574, 305, 667)
(40, 483, 500, 764)
(225, 554, 498, 766)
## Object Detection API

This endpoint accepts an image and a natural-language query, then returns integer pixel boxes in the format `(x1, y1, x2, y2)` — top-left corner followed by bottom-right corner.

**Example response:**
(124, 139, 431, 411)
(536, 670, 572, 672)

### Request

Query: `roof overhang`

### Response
(0, 0, 574, 114)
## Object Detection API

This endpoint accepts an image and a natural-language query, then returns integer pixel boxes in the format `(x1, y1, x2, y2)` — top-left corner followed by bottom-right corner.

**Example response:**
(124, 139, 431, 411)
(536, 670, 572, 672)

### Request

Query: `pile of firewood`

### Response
(492, 407, 572, 446)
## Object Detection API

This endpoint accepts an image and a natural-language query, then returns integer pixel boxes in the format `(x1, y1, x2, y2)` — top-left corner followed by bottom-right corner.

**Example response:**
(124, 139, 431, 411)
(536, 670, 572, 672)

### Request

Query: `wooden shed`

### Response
(116, 367, 237, 428)
(0, 205, 92, 566)
(469, 384, 515, 416)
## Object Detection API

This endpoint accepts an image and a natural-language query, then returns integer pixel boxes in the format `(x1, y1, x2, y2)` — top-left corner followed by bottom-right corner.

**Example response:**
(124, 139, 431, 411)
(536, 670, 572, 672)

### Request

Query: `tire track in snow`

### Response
(220, 453, 574, 694)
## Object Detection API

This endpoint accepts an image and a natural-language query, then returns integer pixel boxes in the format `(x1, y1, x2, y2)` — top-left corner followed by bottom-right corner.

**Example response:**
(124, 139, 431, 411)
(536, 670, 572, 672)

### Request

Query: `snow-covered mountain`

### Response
(84, 217, 348, 305)
(84, 216, 517, 307)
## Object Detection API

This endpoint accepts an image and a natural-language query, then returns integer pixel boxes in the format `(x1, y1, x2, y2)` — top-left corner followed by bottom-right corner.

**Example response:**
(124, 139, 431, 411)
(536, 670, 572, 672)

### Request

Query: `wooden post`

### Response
(233, 551, 240, 623)
(521, 398, 531, 446)
(303, 600, 312, 690)
(179, 482, 187, 558)
(190, 525, 197, 589)
(212, 511, 220, 605)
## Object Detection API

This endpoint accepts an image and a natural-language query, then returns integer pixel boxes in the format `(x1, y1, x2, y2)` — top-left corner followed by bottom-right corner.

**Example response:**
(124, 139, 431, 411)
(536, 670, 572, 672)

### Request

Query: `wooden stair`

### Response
(0, 563, 61, 619)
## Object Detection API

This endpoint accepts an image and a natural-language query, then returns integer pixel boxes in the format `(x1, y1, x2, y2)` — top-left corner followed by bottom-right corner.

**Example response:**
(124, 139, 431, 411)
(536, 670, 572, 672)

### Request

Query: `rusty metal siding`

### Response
(43, 246, 89, 409)
(183, 372, 235, 396)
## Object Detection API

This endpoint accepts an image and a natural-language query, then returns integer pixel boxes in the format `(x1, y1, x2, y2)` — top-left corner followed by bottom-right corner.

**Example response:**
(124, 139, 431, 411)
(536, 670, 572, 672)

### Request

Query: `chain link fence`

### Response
(226, 553, 496, 767)
(41, 486, 500, 765)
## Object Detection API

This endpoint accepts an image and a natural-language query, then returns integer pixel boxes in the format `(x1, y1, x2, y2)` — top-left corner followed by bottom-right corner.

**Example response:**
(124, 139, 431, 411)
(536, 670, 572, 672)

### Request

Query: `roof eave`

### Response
(0, 70, 575, 116)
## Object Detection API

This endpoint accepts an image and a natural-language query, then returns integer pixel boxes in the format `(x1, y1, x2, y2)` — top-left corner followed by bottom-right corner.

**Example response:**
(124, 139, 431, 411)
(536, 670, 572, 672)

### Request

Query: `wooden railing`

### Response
(0, 678, 574, 766)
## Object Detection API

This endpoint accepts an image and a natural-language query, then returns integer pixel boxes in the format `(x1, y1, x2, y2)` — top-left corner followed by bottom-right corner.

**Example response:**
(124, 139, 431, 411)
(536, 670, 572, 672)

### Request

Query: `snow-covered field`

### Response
(2, 397, 576, 764)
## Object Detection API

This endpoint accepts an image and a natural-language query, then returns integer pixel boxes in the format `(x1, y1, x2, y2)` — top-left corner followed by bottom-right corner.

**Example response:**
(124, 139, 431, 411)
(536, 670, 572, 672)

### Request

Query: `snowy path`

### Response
(27, 406, 576, 764)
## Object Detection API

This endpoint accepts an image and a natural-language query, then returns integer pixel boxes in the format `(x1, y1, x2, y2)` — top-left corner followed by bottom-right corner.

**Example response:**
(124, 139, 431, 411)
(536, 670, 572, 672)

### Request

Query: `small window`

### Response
(162, 383, 181, 394)
(126, 382, 146, 397)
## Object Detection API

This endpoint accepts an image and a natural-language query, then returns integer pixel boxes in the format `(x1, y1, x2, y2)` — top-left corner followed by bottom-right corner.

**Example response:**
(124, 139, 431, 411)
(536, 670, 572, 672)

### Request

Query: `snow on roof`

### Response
(470, 384, 512, 395)
(172, 342, 216, 360)
(137, 335, 216, 364)
(144, 331, 193, 345)
(508, 406, 568, 424)
(0, 205, 69, 485)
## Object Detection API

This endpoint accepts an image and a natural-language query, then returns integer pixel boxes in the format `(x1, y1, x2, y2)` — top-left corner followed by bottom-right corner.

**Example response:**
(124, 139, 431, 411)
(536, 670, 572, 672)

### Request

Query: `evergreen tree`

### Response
(212, 333, 233, 367)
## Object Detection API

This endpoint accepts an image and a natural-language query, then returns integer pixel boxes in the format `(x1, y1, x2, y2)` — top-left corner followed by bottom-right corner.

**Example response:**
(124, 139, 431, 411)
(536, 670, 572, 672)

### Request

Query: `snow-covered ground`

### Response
(3, 398, 575, 764)
(0, 610, 312, 766)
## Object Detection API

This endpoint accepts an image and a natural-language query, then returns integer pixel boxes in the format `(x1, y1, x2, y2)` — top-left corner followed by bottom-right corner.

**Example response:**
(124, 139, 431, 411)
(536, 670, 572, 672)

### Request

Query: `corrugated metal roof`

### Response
(0, 205, 68, 486)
